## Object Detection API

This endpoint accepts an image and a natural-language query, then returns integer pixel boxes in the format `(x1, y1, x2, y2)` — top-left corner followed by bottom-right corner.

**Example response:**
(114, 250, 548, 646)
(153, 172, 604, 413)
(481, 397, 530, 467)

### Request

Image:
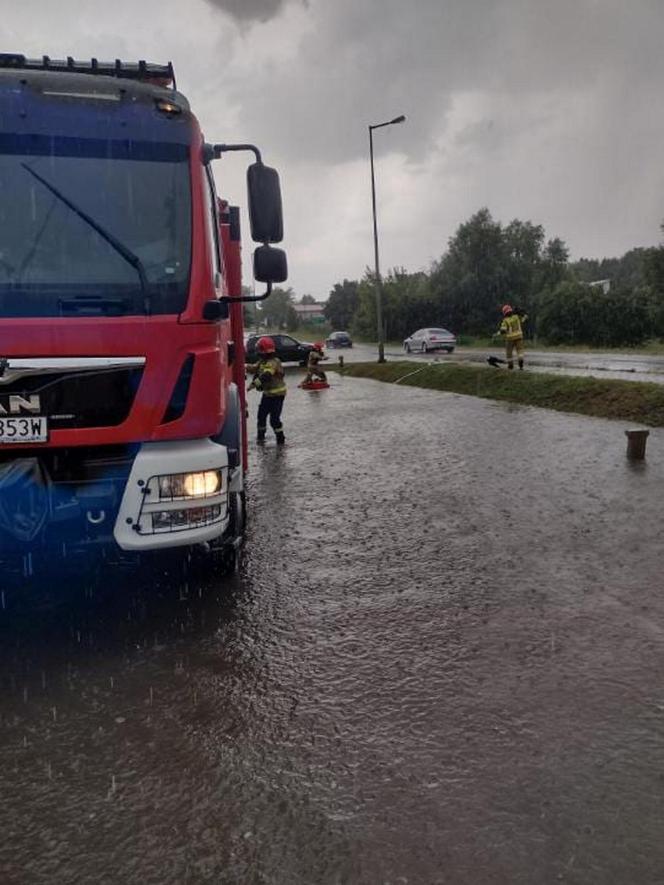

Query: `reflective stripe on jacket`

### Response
(499, 313, 527, 341)
(254, 357, 287, 396)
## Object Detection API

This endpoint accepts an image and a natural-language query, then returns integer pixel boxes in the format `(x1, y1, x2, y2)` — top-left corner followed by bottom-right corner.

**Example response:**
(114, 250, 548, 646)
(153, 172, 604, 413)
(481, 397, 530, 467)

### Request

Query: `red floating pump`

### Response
(299, 380, 330, 391)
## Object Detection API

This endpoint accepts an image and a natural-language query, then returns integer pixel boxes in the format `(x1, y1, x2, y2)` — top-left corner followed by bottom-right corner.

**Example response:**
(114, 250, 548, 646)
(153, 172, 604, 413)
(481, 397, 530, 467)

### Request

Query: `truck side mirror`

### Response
(254, 245, 288, 283)
(247, 163, 283, 243)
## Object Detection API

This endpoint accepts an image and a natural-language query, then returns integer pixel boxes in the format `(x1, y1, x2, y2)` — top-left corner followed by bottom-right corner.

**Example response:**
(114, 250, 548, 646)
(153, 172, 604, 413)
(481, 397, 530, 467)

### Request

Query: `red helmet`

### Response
(501, 304, 513, 316)
(256, 336, 276, 354)
(313, 341, 325, 352)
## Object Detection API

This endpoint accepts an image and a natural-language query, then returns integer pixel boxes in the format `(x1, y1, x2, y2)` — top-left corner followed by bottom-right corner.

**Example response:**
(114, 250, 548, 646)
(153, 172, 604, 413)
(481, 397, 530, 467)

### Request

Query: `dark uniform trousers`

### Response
(257, 395, 285, 435)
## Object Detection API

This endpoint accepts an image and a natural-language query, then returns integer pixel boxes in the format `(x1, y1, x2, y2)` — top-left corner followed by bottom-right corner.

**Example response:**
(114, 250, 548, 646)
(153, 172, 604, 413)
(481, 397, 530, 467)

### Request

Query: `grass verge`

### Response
(332, 361, 664, 426)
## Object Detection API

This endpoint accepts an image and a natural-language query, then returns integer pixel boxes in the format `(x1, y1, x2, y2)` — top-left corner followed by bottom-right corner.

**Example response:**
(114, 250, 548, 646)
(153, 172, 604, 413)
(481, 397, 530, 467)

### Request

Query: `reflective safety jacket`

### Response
(307, 350, 324, 369)
(251, 357, 287, 396)
(499, 312, 527, 341)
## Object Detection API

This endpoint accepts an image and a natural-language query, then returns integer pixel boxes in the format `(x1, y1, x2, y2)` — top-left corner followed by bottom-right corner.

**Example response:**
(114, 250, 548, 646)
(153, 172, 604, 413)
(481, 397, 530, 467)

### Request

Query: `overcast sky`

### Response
(4, 0, 664, 298)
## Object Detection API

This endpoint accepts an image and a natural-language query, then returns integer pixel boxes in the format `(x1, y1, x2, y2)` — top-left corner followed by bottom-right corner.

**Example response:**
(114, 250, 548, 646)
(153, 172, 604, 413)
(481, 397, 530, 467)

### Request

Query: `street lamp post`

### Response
(369, 114, 405, 363)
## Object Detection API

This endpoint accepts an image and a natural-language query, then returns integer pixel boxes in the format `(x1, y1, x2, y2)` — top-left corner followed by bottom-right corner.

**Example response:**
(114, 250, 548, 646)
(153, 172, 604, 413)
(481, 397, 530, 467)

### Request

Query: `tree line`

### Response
(320, 209, 664, 347)
(247, 208, 664, 347)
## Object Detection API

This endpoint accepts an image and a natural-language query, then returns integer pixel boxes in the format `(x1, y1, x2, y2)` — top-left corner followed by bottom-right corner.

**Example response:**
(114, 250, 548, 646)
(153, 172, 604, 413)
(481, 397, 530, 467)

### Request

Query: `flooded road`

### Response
(2, 376, 664, 884)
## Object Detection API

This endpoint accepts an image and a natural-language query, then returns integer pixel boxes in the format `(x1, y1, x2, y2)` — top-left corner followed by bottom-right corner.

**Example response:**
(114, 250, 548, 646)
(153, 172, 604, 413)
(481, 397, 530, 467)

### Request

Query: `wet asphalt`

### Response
(1, 372, 664, 884)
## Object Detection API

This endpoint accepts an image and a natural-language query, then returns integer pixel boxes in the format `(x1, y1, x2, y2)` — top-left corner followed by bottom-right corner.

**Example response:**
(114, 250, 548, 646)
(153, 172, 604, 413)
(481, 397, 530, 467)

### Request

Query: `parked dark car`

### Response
(245, 334, 315, 366)
(325, 330, 353, 348)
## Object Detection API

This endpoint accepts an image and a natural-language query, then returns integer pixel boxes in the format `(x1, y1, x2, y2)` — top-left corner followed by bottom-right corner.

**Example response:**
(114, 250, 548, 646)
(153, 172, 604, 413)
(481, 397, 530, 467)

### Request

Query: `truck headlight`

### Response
(183, 470, 221, 497)
(154, 469, 222, 500)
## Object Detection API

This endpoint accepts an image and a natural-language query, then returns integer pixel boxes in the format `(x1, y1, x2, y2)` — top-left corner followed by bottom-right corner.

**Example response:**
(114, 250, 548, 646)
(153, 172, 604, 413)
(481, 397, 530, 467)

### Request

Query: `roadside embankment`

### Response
(333, 361, 664, 426)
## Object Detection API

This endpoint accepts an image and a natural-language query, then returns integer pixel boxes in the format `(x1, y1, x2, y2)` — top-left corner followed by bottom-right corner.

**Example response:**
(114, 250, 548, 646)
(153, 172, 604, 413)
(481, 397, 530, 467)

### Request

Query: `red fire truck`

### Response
(0, 54, 287, 570)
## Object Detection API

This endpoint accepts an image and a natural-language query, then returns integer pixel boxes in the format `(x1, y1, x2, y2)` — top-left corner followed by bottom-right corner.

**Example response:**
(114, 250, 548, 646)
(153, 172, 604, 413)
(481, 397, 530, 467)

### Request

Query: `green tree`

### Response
(642, 225, 664, 336)
(644, 248, 664, 293)
(538, 281, 648, 346)
(502, 219, 545, 305)
(535, 237, 570, 291)
(352, 268, 435, 341)
(537, 281, 597, 344)
(259, 286, 298, 330)
(569, 257, 602, 283)
(571, 248, 648, 291)
(324, 279, 359, 330)
(429, 209, 570, 337)
(242, 285, 260, 330)
(300, 293, 316, 304)
(430, 208, 510, 335)
(601, 287, 649, 345)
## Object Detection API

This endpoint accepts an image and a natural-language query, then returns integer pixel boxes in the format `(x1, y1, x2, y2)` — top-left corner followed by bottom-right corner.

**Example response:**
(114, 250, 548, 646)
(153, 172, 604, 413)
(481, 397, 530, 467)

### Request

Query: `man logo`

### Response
(0, 395, 41, 415)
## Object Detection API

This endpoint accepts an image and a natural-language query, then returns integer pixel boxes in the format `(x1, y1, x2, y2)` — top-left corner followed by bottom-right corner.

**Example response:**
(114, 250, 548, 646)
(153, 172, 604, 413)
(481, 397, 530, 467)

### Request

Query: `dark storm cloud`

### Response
(224, 0, 664, 165)
(8, 0, 664, 289)
(203, 0, 303, 23)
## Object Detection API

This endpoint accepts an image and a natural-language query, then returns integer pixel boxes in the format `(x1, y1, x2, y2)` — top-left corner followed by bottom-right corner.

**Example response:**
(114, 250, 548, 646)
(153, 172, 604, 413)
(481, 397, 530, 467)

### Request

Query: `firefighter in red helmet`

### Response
(497, 303, 527, 370)
(247, 336, 286, 444)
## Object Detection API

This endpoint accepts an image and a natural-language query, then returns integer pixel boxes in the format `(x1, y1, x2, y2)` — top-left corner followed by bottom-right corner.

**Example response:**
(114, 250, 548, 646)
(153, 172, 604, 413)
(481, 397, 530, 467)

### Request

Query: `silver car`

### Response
(403, 327, 456, 354)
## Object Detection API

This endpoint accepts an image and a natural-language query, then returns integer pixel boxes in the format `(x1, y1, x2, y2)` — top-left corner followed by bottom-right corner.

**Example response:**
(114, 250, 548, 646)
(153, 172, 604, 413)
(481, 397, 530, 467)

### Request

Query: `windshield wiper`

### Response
(20, 163, 152, 315)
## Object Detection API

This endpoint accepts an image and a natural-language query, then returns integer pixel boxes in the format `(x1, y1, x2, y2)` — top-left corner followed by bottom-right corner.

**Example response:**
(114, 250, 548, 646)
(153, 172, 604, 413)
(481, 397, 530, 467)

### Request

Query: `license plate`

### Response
(0, 416, 48, 444)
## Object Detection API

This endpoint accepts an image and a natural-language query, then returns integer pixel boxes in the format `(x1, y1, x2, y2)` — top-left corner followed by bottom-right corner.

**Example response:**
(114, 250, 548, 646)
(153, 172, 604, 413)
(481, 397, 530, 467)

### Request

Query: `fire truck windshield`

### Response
(0, 136, 191, 317)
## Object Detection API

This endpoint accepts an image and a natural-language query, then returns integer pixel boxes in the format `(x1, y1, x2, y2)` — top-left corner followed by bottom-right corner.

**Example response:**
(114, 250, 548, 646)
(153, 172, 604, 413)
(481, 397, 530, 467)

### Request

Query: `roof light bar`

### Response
(0, 54, 176, 89)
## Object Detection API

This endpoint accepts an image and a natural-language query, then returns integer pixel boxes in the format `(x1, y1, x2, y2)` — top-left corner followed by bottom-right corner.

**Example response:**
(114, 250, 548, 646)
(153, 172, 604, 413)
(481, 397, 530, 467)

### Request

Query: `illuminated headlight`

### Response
(184, 470, 221, 497)
(136, 466, 227, 537)
(153, 469, 222, 501)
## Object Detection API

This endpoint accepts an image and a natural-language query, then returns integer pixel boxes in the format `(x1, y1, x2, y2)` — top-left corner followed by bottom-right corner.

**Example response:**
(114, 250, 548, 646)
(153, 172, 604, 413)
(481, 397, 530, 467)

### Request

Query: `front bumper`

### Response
(0, 439, 231, 558)
(114, 439, 230, 551)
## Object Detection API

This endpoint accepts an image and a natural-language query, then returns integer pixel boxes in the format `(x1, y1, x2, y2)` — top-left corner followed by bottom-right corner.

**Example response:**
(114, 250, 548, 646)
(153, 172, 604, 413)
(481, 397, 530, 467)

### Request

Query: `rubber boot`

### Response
(257, 428, 266, 444)
(507, 363, 514, 370)
(275, 430, 285, 446)
(518, 359, 524, 370)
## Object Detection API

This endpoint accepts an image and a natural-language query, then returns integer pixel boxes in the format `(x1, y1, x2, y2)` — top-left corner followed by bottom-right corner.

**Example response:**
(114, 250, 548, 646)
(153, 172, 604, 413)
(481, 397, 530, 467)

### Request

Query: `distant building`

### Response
(588, 279, 611, 294)
(293, 302, 327, 322)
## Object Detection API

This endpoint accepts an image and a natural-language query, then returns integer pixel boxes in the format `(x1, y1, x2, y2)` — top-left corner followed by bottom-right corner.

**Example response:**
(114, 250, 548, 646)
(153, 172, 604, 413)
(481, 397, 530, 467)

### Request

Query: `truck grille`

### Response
(0, 368, 143, 428)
